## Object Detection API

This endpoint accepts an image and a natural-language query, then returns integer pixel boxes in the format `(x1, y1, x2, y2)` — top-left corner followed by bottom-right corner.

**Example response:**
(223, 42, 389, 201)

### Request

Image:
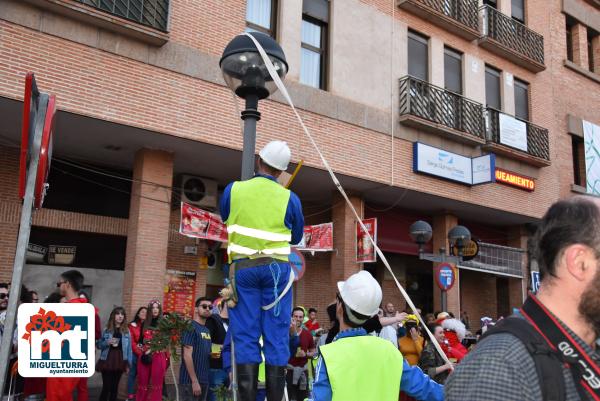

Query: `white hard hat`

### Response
(337, 271, 382, 318)
(259, 140, 291, 171)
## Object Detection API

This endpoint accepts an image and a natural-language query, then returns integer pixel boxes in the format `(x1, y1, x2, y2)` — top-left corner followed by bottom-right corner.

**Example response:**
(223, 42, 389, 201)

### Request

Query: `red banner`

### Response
(296, 223, 334, 252)
(163, 269, 197, 319)
(356, 218, 377, 263)
(180, 202, 228, 242)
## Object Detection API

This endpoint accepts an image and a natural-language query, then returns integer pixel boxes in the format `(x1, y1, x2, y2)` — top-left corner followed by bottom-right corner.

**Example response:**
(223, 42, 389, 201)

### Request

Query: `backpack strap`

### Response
(481, 317, 566, 401)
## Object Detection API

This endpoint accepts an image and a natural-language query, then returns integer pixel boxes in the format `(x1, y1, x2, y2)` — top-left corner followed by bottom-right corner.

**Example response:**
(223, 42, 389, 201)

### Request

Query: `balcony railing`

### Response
(398, 0, 479, 40)
(480, 5, 544, 72)
(460, 242, 524, 277)
(486, 108, 550, 164)
(399, 76, 485, 142)
(76, 0, 169, 31)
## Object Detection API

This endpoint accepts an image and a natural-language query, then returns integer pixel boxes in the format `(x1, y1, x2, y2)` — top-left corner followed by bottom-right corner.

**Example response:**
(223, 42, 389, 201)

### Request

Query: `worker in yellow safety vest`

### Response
(219, 140, 304, 401)
(308, 271, 444, 401)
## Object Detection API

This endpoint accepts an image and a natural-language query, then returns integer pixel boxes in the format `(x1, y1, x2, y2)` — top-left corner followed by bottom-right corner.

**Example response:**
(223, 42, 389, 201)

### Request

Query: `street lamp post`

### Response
(409, 221, 471, 312)
(220, 32, 288, 180)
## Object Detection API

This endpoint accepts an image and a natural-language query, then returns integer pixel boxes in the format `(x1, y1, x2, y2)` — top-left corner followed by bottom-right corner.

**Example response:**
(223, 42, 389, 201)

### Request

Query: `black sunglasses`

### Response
(0, 294, 8, 300)
(199, 304, 212, 310)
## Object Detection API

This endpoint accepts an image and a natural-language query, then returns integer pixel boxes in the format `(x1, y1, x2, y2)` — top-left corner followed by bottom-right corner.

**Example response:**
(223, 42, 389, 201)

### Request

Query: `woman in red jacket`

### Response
(136, 301, 169, 401)
(127, 306, 147, 400)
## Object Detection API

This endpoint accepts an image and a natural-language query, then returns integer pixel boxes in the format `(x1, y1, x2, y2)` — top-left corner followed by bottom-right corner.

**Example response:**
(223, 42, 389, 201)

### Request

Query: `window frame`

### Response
(511, 0, 525, 24)
(443, 46, 463, 95)
(245, 0, 278, 38)
(513, 77, 530, 121)
(408, 30, 429, 82)
(485, 65, 502, 110)
(300, 14, 328, 90)
(572, 135, 586, 187)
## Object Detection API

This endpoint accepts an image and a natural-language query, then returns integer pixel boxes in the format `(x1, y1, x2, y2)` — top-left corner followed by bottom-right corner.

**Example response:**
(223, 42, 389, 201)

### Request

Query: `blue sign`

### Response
(413, 142, 495, 186)
(289, 249, 306, 282)
(435, 263, 456, 291)
(531, 271, 540, 293)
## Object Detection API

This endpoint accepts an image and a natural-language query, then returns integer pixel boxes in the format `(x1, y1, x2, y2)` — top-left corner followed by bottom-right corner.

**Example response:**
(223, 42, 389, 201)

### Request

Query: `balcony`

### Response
(479, 5, 545, 72)
(460, 242, 524, 278)
(397, 0, 479, 40)
(399, 76, 486, 144)
(76, 0, 169, 31)
(484, 108, 550, 167)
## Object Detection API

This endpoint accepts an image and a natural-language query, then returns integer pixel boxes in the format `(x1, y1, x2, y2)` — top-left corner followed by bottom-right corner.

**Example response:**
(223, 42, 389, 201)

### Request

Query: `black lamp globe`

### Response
(219, 32, 288, 100)
(448, 225, 471, 254)
(409, 220, 433, 246)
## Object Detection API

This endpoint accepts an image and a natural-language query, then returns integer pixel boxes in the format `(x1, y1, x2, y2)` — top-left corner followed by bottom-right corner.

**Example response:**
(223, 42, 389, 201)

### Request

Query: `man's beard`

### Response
(579, 266, 600, 338)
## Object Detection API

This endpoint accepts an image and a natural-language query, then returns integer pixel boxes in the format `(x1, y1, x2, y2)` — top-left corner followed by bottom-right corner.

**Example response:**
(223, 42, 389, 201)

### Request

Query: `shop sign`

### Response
(495, 168, 535, 191)
(356, 218, 377, 263)
(450, 240, 479, 261)
(48, 245, 76, 265)
(289, 249, 306, 282)
(435, 262, 456, 291)
(583, 120, 600, 195)
(164, 269, 197, 319)
(413, 142, 495, 186)
(180, 202, 228, 242)
(499, 113, 528, 152)
(26, 243, 47, 264)
(295, 223, 333, 252)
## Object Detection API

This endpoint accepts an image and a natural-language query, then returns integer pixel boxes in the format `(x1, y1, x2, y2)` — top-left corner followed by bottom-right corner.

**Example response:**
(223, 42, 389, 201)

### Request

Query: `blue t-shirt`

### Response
(179, 321, 212, 385)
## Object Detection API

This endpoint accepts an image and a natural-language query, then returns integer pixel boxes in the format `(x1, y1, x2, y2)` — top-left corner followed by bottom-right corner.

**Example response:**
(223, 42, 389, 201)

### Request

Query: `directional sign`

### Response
(531, 271, 540, 293)
(435, 263, 456, 291)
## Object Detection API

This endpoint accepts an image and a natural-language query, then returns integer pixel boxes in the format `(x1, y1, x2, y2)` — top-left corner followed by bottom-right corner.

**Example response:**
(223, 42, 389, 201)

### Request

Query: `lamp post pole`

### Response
(241, 94, 261, 181)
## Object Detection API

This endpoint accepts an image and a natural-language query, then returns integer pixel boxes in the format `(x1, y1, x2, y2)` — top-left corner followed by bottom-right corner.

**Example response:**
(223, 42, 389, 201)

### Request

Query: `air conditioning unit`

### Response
(179, 175, 218, 209)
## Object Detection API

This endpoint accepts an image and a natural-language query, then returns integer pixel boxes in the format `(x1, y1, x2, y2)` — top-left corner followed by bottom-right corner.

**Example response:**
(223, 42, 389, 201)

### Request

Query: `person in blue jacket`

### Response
(309, 271, 444, 401)
(220, 140, 304, 401)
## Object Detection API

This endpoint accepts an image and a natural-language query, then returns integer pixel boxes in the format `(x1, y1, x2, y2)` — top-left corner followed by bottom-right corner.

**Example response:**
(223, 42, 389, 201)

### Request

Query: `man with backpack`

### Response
(445, 196, 600, 401)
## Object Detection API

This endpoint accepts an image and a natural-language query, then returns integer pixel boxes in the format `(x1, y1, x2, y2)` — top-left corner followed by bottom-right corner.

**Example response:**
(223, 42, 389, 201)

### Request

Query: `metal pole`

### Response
(231, 339, 238, 401)
(441, 290, 447, 313)
(0, 94, 48, 394)
(240, 94, 261, 181)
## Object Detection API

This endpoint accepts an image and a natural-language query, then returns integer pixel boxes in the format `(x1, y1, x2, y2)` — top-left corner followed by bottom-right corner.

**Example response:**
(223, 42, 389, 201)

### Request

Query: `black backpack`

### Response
(481, 316, 566, 401)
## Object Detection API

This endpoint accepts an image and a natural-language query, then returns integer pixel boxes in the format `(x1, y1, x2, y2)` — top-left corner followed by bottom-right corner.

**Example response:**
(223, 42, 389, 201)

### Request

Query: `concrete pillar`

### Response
(463, 54, 485, 105)
(507, 225, 528, 306)
(592, 35, 600, 74)
(429, 37, 445, 87)
(498, 0, 511, 16)
(501, 71, 515, 115)
(571, 23, 589, 69)
(122, 149, 174, 315)
(278, 0, 302, 81)
(432, 214, 459, 316)
(330, 193, 363, 284)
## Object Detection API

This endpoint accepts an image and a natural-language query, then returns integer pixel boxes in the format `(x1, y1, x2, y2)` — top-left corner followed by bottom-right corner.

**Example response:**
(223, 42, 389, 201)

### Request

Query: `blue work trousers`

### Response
(229, 262, 292, 366)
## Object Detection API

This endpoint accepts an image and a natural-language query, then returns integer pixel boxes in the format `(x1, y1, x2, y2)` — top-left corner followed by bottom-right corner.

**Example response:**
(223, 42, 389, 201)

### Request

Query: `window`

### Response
(511, 0, 524, 23)
(514, 78, 529, 121)
(300, 17, 327, 89)
(246, 0, 277, 37)
(485, 65, 501, 110)
(566, 17, 575, 62)
(588, 29, 599, 72)
(408, 31, 428, 81)
(444, 47, 462, 94)
(572, 135, 586, 187)
(483, 0, 497, 8)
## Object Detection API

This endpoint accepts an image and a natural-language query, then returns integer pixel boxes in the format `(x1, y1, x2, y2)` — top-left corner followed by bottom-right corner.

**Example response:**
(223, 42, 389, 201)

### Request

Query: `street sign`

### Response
(19, 73, 40, 199)
(531, 271, 540, 293)
(435, 262, 456, 291)
(289, 248, 306, 281)
(34, 94, 56, 209)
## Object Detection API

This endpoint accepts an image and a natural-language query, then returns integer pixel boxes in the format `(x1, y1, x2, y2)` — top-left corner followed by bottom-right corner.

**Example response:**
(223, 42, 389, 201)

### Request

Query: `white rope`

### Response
(242, 33, 451, 366)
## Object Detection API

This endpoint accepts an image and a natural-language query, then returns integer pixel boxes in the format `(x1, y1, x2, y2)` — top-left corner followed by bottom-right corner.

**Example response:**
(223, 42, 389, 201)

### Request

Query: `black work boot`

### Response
(265, 365, 286, 401)
(236, 363, 259, 401)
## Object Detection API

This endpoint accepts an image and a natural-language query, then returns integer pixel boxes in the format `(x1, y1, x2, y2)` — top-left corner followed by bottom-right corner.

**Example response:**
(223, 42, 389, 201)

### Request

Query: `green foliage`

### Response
(211, 384, 233, 401)
(147, 312, 192, 362)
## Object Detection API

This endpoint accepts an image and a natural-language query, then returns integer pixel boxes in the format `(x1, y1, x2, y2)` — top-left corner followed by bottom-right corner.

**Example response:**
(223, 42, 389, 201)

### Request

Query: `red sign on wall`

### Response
(495, 168, 535, 191)
(180, 202, 228, 242)
(164, 269, 197, 319)
(356, 218, 377, 263)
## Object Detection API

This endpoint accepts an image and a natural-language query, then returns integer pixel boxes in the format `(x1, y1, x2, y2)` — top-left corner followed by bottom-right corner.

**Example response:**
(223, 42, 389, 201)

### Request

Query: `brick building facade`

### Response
(0, 0, 599, 348)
